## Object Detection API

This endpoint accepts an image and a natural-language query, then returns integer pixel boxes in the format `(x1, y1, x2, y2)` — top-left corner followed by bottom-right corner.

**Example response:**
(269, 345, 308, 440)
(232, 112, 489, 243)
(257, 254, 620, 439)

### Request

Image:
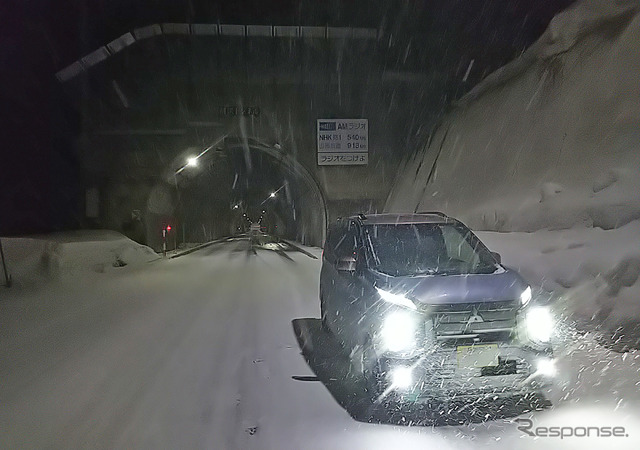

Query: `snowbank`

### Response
(0, 230, 158, 288)
(386, 0, 640, 232)
(478, 221, 640, 349)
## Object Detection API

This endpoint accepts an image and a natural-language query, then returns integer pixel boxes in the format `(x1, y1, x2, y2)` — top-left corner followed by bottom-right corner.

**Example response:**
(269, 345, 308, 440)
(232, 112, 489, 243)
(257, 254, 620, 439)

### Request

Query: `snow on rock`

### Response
(0, 230, 158, 288)
(385, 0, 640, 233)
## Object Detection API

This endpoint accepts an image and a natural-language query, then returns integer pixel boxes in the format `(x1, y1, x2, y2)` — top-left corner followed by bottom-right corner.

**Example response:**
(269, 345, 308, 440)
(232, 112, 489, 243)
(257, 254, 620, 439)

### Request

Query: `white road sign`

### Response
(317, 119, 368, 165)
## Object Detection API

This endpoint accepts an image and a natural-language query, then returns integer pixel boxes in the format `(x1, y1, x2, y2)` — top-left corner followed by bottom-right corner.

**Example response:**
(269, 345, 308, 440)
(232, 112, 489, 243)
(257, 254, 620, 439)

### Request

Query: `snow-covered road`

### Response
(2, 238, 640, 449)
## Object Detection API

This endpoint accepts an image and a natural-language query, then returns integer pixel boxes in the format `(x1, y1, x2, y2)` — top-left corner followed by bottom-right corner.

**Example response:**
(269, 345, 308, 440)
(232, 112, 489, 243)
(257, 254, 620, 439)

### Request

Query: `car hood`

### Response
(371, 266, 528, 305)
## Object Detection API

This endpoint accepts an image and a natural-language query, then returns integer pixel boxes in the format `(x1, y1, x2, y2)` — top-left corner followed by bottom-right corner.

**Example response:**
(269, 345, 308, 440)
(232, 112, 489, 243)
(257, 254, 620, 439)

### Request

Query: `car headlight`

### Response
(376, 288, 417, 310)
(520, 286, 532, 307)
(389, 366, 414, 389)
(525, 306, 553, 343)
(381, 311, 419, 352)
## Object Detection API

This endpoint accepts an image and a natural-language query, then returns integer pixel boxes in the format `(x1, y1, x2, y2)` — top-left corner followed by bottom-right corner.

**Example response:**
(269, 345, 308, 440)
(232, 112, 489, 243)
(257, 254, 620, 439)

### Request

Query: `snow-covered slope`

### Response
(0, 230, 158, 289)
(385, 0, 640, 345)
(386, 0, 640, 232)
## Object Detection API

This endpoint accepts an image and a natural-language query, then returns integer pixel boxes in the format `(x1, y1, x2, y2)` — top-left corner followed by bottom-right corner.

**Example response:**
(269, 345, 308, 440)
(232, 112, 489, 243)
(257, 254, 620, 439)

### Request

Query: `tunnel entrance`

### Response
(145, 137, 327, 251)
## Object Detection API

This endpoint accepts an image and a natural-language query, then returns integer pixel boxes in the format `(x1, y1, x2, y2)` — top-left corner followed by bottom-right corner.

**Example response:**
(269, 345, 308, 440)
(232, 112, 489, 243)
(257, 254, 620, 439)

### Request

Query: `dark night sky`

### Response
(0, 0, 575, 234)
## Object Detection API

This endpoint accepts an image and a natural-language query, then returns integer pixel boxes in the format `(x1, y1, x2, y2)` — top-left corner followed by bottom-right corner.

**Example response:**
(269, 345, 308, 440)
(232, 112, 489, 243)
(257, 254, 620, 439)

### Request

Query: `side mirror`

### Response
(336, 256, 357, 273)
(491, 251, 502, 264)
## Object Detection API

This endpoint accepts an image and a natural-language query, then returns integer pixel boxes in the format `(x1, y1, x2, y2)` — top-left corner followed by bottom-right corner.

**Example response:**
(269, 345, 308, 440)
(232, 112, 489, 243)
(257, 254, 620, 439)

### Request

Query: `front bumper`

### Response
(378, 344, 553, 401)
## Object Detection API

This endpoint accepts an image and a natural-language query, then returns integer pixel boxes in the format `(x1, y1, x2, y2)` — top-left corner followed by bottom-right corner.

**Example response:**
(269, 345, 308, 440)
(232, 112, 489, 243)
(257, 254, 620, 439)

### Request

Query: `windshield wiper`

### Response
(474, 264, 499, 274)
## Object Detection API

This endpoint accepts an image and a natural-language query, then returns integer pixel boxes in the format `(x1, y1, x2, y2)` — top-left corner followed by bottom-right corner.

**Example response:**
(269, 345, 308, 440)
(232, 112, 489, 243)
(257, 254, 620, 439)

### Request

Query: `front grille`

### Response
(424, 300, 518, 342)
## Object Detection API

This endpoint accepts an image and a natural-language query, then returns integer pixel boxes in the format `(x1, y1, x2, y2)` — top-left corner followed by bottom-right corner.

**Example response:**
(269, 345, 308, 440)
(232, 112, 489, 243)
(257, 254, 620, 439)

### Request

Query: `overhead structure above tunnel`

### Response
(56, 23, 378, 83)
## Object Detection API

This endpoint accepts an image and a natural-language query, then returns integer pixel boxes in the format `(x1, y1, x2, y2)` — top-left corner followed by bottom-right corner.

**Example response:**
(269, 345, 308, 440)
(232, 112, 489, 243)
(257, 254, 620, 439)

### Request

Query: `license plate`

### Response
(457, 344, 499, 368)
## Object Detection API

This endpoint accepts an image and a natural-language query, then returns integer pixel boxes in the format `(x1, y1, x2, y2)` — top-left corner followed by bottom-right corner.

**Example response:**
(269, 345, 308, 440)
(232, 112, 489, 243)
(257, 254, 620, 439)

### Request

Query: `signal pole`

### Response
(0, 238, 11, 287)
(162, 225, 173, 257)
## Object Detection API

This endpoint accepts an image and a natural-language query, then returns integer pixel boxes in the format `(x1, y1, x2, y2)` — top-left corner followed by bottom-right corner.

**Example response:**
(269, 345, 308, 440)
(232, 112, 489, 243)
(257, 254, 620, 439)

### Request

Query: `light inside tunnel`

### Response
(186, 157, 198, 167)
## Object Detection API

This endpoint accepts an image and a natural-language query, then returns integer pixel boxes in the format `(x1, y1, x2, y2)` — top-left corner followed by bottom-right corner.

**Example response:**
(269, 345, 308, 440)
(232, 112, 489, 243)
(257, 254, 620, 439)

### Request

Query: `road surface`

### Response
(1, 237, 639, 449)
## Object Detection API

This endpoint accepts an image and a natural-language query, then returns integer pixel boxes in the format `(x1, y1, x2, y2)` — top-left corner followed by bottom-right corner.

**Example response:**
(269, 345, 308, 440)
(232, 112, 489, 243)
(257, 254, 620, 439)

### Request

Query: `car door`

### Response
(320, 224, 337, 328)
(329, 220, 362, 346)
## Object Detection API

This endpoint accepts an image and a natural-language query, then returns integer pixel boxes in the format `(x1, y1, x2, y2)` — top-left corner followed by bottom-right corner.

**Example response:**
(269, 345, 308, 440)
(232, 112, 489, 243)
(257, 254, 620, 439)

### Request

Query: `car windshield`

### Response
(363, 223, 498, 277)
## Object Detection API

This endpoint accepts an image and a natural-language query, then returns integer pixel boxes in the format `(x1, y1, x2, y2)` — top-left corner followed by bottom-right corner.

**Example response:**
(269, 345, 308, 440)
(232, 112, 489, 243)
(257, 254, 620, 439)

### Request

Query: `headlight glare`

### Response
(376, 288, 417, 310)
(525, 306, 553, 343)
(381, 311, 418, 352)
(390, 366, 414, 389)
(535, 358, 557, 377)
(520, 286, 532, 306)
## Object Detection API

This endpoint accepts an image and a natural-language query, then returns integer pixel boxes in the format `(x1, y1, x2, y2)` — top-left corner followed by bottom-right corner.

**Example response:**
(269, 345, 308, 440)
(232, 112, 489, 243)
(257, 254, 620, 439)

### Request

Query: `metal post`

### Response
(0, 238, 12, 288)
(162, 228, 167, 257)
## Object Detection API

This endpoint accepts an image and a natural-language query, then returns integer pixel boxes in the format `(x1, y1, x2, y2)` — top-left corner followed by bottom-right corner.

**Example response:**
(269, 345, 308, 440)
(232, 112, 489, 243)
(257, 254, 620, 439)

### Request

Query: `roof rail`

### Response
(416, 211, 448, 218)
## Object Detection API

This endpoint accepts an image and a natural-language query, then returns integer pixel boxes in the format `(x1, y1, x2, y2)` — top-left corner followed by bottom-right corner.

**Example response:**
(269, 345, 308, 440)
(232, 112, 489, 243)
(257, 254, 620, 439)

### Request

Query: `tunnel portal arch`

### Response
(146, 136, 327, 250)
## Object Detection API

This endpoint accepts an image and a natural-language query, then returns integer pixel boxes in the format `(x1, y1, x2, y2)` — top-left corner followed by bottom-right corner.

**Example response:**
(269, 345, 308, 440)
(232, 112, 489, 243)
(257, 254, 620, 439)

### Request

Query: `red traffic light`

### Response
(166, 225, 172, 231)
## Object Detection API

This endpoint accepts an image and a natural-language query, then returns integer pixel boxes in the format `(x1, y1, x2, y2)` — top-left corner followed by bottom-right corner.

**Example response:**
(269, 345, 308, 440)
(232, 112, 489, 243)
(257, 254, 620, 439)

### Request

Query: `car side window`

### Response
(324, 228, 334, 253)
(324, 226, 338, 262)
(441, 225, 480, 268)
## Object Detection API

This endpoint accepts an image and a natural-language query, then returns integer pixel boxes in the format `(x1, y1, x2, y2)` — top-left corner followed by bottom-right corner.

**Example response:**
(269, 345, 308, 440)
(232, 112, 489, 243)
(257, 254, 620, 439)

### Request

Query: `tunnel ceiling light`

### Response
(187, 156, 198, 167)
(270, 192, 276, 198)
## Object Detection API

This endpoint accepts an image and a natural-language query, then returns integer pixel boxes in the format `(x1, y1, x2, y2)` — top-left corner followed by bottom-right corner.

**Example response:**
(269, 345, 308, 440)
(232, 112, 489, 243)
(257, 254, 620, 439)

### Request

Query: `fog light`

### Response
(381, 311, 418, 352)
(536, 358, 556, 377)
(390, 366, 413, 389)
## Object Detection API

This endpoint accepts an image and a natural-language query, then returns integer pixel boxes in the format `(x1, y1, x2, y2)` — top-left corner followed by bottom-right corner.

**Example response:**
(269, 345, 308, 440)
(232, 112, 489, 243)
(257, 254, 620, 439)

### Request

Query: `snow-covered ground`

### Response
(1, 234, 640, 449)
(478, 220, 640, 350)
